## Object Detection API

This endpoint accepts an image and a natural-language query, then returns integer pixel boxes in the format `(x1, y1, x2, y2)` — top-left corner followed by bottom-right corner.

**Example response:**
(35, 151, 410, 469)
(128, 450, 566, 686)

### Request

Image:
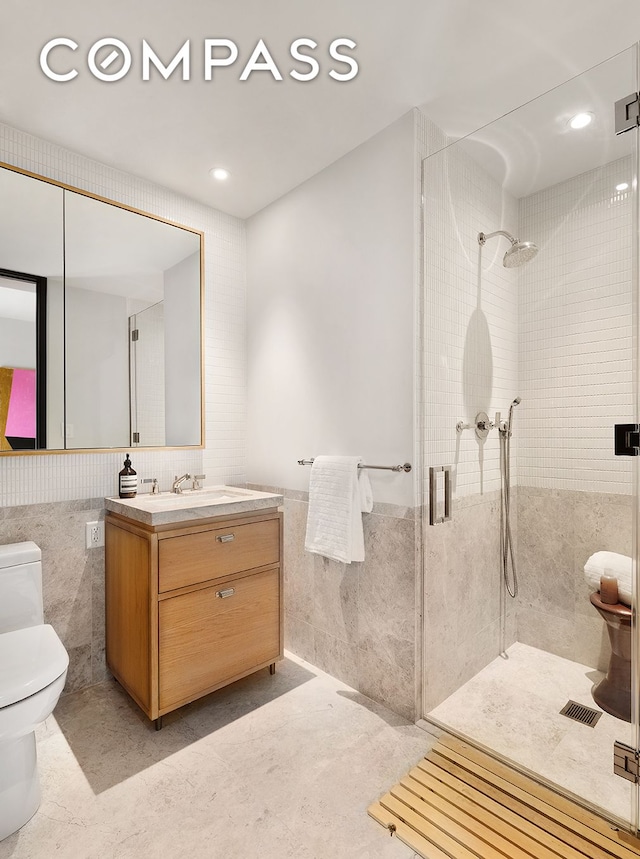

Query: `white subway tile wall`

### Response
(418, 113, 634, 499)
(0, 122, 246, 507)
(420, 115, 519, 499)
(518, 156, 634, 494)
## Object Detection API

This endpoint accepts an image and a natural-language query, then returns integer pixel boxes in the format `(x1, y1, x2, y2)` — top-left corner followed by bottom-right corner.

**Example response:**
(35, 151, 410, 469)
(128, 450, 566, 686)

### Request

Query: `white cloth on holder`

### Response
(583, 550, 633, 606)
(304, 456, 373, 563)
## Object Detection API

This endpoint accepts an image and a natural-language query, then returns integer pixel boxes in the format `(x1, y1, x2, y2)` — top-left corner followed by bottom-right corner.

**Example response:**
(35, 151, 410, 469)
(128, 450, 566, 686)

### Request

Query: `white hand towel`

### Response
(583, 551, 633, 606)
(304, 456, 373, 564)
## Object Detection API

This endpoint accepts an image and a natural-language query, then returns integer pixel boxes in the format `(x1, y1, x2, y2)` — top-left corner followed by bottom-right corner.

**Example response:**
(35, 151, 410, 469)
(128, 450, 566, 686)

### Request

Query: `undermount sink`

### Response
(148, 487, 253, 502)
(105, 485, 283, 526)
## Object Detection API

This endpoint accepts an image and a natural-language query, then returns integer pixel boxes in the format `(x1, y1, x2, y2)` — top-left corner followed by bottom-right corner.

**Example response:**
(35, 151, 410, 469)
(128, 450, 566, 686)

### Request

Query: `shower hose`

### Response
(500, 426, 518, 598)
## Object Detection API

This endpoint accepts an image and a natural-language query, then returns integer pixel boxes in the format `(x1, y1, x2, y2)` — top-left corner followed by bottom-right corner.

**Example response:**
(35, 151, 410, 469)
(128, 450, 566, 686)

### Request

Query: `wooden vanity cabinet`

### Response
(105, 508, 283, 724)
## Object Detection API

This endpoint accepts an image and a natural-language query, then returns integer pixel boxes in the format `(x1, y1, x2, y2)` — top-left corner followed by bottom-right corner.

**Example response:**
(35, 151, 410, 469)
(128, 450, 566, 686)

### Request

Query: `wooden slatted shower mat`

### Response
(368, 735, 640, 859)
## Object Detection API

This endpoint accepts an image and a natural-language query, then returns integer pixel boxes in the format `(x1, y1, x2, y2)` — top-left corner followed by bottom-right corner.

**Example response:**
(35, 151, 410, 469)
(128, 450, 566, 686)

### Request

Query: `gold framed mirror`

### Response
(0, 161, 204, 454)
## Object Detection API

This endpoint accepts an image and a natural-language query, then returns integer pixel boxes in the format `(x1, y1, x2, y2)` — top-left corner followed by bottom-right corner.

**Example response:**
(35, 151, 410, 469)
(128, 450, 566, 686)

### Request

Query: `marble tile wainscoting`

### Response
(516, 486, 632, 671)
(423, 486, 632, 715)
(262, 488, 417, 721)
(422, 490, 517, 714)
(0, 487, 419, 719)
(0, 499, 107, 693)
(3, 483, 621, 724)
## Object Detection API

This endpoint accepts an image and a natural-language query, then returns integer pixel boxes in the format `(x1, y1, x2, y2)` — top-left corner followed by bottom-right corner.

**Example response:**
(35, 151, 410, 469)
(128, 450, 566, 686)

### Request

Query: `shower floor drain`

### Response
(559, 700, 602, 727)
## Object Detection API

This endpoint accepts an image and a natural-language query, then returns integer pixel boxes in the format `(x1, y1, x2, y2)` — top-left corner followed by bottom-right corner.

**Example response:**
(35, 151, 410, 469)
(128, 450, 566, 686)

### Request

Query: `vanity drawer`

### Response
(158, 568, 280, 710)
(158, 518, 280, 592)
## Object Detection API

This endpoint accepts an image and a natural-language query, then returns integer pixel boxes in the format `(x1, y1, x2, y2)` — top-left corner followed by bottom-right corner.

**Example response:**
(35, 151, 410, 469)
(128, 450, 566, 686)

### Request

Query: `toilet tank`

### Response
(0, 541, 44, 633)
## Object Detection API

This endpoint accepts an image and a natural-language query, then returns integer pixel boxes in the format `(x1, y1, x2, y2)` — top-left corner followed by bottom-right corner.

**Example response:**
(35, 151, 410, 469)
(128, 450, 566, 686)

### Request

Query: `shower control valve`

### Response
(456, 413, 496, 439)
(475, 411, 494, 440)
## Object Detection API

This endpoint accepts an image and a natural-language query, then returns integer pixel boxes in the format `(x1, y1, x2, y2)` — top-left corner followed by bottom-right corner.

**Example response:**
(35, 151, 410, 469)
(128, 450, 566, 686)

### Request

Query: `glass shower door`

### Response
(419, 45, 640, 829)
(129, 300, 166, 447)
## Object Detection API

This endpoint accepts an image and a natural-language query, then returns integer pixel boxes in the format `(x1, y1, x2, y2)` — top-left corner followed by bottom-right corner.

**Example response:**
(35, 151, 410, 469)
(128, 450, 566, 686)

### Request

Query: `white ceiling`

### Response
(2, 1, 640, 218)
(457, 49, 636, 199)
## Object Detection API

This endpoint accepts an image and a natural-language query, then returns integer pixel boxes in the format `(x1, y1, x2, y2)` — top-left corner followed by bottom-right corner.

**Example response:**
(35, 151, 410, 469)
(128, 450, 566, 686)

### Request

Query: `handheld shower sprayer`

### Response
(500, 396, 520, 601)
(506, 396, 521, 435)
(497, 397, 521, 437)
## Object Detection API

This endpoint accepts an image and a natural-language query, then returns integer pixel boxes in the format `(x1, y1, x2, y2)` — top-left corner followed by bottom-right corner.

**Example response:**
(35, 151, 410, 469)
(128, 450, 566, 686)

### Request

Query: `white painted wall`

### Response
(164, 252, 201, 446)
(0, 317, 34, 368)
(246, 112, 416, 507)
(132, 301, 166, 448)
(65, 286, 130, 449)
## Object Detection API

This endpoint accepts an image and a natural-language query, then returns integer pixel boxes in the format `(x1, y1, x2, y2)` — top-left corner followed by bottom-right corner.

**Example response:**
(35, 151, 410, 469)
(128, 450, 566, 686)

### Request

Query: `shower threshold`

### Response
(420, 642, 635, 827)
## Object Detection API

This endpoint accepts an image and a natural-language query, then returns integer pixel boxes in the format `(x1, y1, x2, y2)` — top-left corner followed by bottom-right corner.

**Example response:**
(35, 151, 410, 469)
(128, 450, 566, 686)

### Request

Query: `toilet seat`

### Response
(0, 625, 68, 709)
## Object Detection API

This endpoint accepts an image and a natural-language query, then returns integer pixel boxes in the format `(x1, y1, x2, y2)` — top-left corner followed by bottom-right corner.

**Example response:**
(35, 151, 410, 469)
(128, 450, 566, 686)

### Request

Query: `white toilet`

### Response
(0, 541, 69, 841)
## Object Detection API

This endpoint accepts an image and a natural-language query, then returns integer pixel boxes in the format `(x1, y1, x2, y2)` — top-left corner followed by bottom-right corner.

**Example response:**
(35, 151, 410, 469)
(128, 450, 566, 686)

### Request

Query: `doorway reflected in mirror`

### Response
(0, 270, 46, 449)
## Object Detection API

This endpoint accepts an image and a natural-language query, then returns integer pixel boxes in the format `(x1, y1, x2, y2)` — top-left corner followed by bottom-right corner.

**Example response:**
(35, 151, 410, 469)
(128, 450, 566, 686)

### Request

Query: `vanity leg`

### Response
(154, 716, 163, 731)
(269, 663, 276, 676)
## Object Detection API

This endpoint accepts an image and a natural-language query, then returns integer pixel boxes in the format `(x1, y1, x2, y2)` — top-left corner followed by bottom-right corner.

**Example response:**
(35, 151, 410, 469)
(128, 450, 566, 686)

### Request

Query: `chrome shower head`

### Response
(503, 241, 538, 269)
(511, 397, 521, 406)
(478, 230, 538, 268)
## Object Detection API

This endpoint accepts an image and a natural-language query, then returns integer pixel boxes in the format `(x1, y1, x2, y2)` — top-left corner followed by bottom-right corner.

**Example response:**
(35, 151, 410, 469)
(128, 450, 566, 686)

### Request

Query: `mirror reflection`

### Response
(64, 191, 202, 450)
(0, 168, 63, 451)
(0, 164, 203, 452)
(0, 272, 46, 450)
(130, 300, 166, 447)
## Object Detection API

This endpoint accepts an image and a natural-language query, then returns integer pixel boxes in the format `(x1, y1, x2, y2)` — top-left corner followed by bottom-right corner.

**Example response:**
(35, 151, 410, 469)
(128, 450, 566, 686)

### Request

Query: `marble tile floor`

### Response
(429, 641, 636, 824)
(0, 653, 431, 859)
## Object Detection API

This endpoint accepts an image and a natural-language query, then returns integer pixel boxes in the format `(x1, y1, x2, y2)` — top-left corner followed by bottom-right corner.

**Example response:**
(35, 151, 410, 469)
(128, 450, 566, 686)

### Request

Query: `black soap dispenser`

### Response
(119, 454, 137, 499)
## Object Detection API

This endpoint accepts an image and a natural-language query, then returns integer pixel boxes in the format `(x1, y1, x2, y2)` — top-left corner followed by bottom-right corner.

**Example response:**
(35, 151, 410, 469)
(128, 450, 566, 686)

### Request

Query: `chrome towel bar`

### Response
(297, 459, 411, 473)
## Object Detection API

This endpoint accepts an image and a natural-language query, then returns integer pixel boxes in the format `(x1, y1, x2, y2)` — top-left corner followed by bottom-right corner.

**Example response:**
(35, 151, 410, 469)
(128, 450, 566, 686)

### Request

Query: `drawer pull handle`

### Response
(216, 588, 236, 599)
(216, 534, 235, 543)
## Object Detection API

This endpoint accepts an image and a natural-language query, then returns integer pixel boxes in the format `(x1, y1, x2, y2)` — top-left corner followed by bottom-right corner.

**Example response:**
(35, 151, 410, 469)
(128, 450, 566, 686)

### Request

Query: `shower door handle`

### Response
(429, 466, 451, 525)
(614, 424, 640, 456)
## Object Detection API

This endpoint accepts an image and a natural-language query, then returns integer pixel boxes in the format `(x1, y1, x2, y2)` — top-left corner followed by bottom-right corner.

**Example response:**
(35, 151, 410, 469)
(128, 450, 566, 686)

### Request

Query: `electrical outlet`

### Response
(85, 521, 104, 549)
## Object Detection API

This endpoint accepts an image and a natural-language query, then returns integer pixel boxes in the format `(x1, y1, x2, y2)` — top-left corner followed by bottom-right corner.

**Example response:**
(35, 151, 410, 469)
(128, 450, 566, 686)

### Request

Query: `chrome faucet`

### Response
(141, 477, 160, 494)
(172, 473, 191, 494)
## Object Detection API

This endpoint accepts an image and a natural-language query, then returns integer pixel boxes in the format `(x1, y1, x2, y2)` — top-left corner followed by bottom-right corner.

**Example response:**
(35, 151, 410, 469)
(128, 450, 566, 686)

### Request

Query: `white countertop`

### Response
(105, 485, 283, 526)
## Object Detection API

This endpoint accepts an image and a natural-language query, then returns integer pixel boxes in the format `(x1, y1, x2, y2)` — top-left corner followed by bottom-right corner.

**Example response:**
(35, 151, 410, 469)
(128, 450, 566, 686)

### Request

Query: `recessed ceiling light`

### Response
(616, 182, 629, 192)
(209, 167, 230, 181)
(569, 112, 593, 130)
